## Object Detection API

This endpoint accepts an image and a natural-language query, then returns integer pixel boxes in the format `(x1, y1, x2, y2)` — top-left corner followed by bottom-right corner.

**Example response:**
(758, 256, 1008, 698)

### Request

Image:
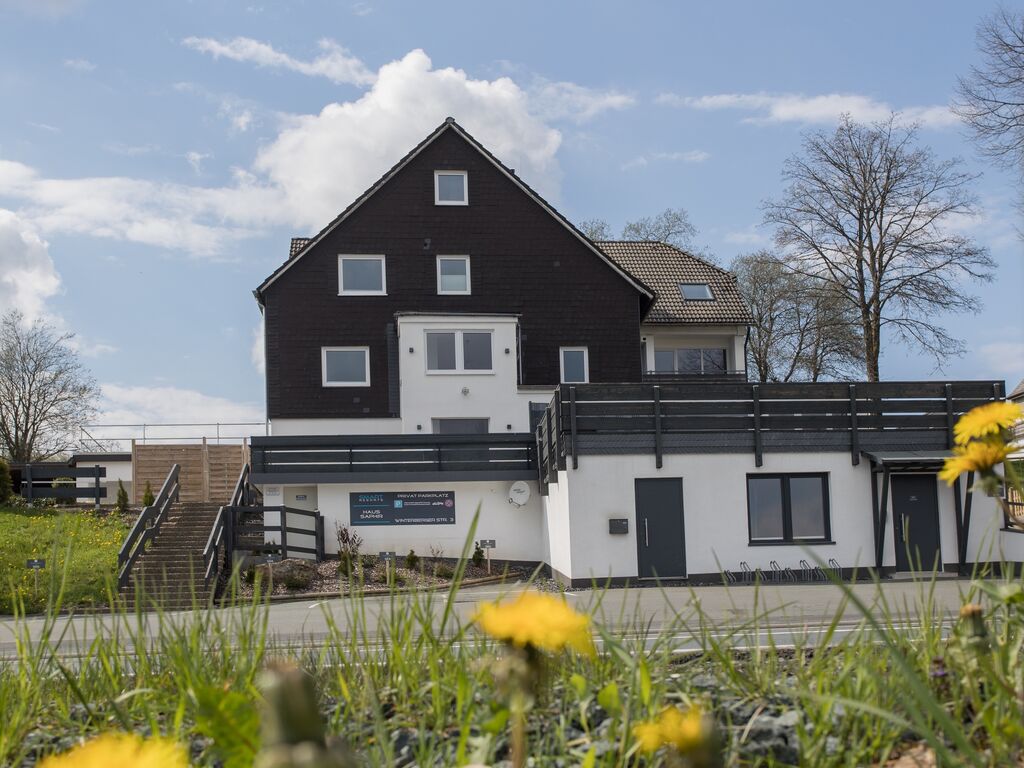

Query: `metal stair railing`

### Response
(117, 463, 180, 589)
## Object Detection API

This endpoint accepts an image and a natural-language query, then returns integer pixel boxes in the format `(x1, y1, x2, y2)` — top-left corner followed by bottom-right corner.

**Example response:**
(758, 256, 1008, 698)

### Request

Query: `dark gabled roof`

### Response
(255, 117, 654, 306)
(596, 241, 752, 325)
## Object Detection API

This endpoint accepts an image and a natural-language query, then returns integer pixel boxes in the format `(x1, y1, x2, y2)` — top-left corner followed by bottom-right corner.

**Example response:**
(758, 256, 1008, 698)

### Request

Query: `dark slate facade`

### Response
(258, 123, 651, 420)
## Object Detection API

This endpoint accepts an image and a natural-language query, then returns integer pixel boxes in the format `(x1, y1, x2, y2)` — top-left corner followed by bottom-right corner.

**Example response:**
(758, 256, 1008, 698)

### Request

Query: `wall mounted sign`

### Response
(351, 491, 456, 526)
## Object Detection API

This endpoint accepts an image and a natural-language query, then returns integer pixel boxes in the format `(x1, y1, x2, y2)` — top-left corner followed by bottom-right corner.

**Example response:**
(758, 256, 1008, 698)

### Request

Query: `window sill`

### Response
(1000, 527, 1024, 535)
(338, 292, 387, 297)
(322, 382, 371, 388)
(747, 540, 836, 547)
(425, 370, 495, 376)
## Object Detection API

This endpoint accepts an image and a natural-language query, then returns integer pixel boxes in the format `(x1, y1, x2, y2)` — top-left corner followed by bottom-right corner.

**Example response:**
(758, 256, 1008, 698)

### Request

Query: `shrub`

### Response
(405, 549, 420, 571)
(435, 562, 455, 579)
(0, 457, 11, 504)
(360, 554, 377, 570)
(471, 543, 485, 569)
(142, 481, 155, 507)
(114, 480, 129, 515)
(336, 524, 363, 576)
(51, 477, 75, 507)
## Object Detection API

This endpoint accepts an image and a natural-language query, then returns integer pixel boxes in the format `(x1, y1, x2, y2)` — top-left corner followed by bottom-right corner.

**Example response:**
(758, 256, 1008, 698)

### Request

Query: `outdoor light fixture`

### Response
(461, 386, 470, 395)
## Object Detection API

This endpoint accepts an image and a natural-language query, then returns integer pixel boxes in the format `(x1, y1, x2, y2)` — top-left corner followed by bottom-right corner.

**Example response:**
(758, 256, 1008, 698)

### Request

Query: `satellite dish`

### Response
(508, 480, 531, 507)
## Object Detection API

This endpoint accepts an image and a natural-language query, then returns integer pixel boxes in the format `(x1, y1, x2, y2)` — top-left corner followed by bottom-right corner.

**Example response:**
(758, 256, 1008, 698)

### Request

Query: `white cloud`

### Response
(979, 341, 1024, 381)
(657, 91, 957, 128)
(351, 2, 372, 16)
(527, 79, 635, 123)
(183, 36, 376, 87)
(0, 209, 61, 322)
(185, 150, 211, 174)
(103, 142, 158, 156)
(620, 149, 709, 171)
(252, 49, 563, 228)
(251, 317, 265, 374)
(63, 58, 95, 72)
(28, 121, 60, 133)
(0, 47, 622, 253)
(97, 384, 264, 432)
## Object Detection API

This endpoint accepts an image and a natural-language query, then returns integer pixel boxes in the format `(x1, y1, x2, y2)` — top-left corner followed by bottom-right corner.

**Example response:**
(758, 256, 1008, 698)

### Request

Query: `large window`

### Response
(437, 256, 471, 294)
(747, 473, 831, 543)
(654, 347, 727, 374)
(434, 171, 468, 205)
(425, 330, 492, 373)
(560, 347, 589, 383)
(322, 347, 370, 387)
(339, 255, 386, 295)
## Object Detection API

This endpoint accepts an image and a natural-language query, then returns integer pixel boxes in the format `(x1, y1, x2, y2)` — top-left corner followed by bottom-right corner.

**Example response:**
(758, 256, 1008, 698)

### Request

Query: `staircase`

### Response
(120, 502, 223, 610)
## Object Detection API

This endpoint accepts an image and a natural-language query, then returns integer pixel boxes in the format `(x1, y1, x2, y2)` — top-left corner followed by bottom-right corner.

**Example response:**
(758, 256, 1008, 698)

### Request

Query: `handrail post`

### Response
(752, 385, 763, 468)
(569, 385, 579, 470)
(280, 507, 288, 560)
(653, 385, 663, 469)
(849, 384, 860, 466)
(315, 512, 325, 560)
(24, 465, 32, 502)
(94, 464, 101, 510)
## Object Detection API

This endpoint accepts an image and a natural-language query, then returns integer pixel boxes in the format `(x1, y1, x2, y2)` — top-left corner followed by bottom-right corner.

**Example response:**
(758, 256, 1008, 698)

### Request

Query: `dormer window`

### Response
(678, 283, 713, 301)
(434, 171, 468, 205)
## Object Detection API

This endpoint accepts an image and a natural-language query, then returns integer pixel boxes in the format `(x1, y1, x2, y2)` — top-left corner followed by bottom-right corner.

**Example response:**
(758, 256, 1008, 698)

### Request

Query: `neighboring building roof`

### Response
(1010, 378, 1024, 402)
(596, 241, 752, 325)
(69, 452, 132, 465)
(256, 117, 654, 305)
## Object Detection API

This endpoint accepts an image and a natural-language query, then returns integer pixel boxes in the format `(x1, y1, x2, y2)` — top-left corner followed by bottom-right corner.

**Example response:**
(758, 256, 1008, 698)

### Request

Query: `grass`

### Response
(2, 512, 1024, 766)
(0, 505, 128, 615)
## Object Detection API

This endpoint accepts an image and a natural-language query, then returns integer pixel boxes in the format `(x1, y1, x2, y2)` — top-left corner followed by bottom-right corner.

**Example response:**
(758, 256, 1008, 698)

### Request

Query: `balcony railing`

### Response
(535, 380, 1006, 490)
(250, 433, 537, 483)
(642, 369, 747, 384)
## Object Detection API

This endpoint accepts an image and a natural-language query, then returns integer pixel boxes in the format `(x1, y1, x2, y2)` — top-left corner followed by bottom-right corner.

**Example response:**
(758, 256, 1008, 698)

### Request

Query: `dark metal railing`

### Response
(535, 380, 1006, 491)
(250, 433, 537, 483)
(17, 463, 107, 507)
(117, 463, 180, 589)
(642, 370, 747, 383)
(202, 463, 251, 588)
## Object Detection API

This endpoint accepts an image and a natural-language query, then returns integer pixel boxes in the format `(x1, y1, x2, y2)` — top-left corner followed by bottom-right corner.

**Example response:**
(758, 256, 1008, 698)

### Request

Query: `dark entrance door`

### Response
(892, 474, 941, 571)
(635, 478, 686, 579)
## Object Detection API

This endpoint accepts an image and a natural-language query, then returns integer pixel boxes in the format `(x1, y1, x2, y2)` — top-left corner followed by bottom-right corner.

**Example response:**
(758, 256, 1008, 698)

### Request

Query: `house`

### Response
(251, 117, 1018, 584)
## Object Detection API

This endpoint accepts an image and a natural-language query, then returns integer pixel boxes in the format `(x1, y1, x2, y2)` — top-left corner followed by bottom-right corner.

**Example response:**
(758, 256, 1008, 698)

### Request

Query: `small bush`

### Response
(471, 543, 485, 569)
(0, 457, 11, 504)
(405, 549, 420, 571)
(336, 524, 363, 576)
(434, 562, 454, 579)
(142, 481, 155, 507)
(360, 554, 378, 570)
(114, 480, 129, 515)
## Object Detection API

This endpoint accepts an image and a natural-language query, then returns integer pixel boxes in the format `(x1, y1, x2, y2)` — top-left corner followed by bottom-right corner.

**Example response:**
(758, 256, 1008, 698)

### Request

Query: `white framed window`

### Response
(437, 256, 471, 294)
(338, 255, 386, 295)
(560, 347, 589, 383)
(322, 347, 370, 387)
(654, 347, 727, 374)
(425, 330, 493, 373)
(434, 171, 468, 205)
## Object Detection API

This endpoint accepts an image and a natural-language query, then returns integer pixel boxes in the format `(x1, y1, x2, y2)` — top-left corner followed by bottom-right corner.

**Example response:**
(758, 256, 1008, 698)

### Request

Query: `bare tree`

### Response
(0, 311, 99, 462)
(621, 207, 697, 249)
(732, 250, 861, 382)
(763, 115, 994, 381)
(577, 218, 612, 240)
(955, 7, 1024, 175)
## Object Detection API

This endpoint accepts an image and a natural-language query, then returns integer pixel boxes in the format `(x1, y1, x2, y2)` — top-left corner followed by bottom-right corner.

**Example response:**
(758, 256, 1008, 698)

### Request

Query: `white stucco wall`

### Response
(544, 451, 1007, 582)
(312, 479, 544, 562)
(543, 472, 574, 578)
(397, 315, 549, 434)
(641, 324, 747, 374)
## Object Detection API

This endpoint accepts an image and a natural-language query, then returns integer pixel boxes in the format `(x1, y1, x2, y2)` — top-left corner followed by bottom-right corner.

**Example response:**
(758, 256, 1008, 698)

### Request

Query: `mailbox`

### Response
(608, 519, 629, 535)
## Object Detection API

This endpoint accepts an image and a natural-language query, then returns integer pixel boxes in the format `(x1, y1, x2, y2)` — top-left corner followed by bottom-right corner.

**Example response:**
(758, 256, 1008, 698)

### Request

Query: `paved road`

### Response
(0, 577, 971, 657)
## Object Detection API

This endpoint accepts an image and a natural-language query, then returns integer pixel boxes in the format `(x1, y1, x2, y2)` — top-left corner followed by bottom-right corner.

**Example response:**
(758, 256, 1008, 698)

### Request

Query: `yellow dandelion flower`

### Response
(939, 440, 1012, 486)
(954, 401, 1024, 446)
(633, 705, 708, 753)
(473, 591, 595, 656)
(39, 733, 187, 768)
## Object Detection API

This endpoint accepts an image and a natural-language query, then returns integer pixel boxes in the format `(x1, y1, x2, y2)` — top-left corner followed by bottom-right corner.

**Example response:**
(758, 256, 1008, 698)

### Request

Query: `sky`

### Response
(0, 0, 1022, 433)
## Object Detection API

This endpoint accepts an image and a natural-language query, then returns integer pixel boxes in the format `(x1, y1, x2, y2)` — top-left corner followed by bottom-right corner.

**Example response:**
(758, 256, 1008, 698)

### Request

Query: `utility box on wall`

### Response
(608, 518, 629, 535)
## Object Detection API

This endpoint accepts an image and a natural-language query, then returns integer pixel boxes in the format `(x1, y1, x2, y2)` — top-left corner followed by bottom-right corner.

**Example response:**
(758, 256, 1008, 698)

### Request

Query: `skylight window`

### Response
(678, 283, 713, 301)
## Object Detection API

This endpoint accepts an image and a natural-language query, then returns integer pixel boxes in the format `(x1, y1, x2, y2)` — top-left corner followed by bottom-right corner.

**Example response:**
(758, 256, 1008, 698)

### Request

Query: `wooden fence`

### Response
(132, 440, 247, 505)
